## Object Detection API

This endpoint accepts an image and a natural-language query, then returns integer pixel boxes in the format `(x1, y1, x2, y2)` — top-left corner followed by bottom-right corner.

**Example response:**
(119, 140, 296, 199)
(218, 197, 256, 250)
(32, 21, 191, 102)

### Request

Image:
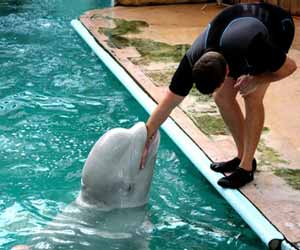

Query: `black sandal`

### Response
(210, 157, 241, 173)
(211, 158, 257, 173)
(217, 162, 257, 189)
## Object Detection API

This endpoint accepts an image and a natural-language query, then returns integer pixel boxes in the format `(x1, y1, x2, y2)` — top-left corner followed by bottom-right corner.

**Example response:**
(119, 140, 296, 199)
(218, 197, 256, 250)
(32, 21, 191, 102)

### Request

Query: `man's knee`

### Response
(243, 83, 270, 107)
(213, 91, 236, 108)
(213, 77, 237, 107)
(243, 91, 265, 109)
(214, 92, 224, 107)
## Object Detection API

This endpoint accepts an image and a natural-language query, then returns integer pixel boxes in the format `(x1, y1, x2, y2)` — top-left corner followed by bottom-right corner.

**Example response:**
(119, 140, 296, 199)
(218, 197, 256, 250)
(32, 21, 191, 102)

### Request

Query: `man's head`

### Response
(192, 51, 227, 94)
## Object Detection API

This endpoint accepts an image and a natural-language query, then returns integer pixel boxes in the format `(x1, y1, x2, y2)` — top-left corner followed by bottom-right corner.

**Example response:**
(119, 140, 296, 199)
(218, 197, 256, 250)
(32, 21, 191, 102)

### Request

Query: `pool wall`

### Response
(71, 19, 297, 250)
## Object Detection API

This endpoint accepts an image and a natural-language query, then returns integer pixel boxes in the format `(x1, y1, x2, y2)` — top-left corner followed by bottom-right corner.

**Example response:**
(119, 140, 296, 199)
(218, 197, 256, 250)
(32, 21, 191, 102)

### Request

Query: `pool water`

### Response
(0, 1, 267, 249)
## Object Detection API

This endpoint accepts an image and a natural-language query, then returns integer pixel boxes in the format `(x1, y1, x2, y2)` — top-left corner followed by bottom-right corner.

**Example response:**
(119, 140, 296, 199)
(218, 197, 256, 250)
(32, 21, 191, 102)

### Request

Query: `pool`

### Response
(0, 1, 267, 249)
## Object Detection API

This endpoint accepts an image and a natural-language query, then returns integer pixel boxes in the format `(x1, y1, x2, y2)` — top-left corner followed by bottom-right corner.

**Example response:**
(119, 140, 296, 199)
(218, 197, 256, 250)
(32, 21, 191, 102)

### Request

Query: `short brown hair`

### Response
(192, 51, 227, 94)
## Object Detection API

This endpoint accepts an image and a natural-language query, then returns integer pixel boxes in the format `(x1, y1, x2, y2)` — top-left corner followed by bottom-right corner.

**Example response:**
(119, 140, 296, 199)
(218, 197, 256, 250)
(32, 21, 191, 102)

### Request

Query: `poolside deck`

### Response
(79, 3, 300, 246)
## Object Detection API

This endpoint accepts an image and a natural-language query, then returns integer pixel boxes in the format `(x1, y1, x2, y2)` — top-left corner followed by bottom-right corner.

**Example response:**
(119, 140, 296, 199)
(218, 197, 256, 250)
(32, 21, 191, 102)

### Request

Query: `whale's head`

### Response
(78, 122, 160, 210)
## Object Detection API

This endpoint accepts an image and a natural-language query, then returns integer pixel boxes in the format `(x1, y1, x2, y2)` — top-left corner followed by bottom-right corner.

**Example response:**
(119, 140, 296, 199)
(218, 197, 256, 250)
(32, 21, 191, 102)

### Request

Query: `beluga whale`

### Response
(12, 122, 160, 250)
(78, 121, 160, 210)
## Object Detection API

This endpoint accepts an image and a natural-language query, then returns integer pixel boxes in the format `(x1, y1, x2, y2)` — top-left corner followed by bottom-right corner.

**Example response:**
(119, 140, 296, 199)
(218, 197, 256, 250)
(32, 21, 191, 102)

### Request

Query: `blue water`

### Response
(0, 1, 267, 249)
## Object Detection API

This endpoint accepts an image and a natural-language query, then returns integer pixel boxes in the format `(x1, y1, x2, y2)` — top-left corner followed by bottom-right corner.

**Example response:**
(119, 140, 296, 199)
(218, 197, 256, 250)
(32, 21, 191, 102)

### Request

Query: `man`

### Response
(140, 2, 297, 189)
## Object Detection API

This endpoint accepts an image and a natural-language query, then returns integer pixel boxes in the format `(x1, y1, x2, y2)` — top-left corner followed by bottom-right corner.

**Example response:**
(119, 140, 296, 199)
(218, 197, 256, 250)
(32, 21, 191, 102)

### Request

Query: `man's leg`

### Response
(216, 82, 270, 188)
(213, 77, 244, 159)
(240, 82, 270, 171)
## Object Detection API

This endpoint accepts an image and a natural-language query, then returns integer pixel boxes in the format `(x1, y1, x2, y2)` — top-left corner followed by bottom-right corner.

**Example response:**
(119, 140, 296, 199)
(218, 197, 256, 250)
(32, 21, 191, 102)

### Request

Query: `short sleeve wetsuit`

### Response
(169, 3, 295, 96)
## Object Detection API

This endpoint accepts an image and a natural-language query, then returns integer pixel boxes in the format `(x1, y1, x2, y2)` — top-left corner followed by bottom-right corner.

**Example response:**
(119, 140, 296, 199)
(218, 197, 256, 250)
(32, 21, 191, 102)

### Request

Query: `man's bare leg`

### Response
(216, 81, 270, 188)
(240, 82, 270, 171)
(214, 77, 245, 159)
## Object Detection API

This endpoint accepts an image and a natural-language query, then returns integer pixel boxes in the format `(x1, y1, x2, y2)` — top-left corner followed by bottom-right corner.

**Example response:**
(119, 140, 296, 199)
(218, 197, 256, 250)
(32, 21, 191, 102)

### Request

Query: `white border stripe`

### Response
(71, 19, 286, 248)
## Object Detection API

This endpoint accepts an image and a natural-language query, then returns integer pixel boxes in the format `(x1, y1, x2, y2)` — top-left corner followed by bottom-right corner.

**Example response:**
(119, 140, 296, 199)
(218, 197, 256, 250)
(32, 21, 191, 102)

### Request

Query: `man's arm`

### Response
(257, 56, 297, 82)
(146, 89, 185, 140)
(235, 56, 297, 96)
(140, 53, 192, 168)
(139, 89, 184, 169)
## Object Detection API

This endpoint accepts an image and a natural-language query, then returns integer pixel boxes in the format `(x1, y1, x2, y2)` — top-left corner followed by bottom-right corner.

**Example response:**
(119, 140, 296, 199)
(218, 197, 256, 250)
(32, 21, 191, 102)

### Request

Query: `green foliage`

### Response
(100, 18, 190, 64)
(257, 141, 288, 166)
(274, 168, 300, 190)
(103, 18, 149, 36)
(192, 114, 228, 136)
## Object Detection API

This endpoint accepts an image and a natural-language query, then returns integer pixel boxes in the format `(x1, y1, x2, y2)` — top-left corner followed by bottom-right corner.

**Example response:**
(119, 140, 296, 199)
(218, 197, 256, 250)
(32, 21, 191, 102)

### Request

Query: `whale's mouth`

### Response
(79, 122, 160, 209)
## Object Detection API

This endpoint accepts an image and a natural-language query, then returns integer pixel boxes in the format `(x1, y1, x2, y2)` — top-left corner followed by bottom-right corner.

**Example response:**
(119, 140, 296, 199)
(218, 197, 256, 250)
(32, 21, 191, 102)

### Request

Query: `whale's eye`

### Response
(120, 182, 134, 194)
(123, 183, 133, 193)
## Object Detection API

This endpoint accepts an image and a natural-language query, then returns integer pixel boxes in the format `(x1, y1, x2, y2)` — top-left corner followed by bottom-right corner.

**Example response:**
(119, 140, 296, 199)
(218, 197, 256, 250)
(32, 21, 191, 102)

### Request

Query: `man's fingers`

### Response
(234, 78, 244, 89)
(139, 145, 149, 169)
(234, 78, 242, 89)
(139, 131, 158, 169)
(240, 84, 257, 97)
(235, 75, 252, 90)
(234, 82, 240, 89)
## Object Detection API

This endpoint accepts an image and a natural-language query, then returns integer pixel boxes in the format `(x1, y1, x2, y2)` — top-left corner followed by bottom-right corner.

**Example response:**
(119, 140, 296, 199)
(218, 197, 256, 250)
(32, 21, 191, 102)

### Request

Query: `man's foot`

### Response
(210, 157, 241, 173)
(211, 158, 257, 173)
(217, 166, 256, 189)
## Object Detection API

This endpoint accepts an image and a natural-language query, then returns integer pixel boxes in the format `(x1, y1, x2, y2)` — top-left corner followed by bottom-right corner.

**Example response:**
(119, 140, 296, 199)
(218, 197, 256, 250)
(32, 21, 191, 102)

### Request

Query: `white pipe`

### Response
(71, 19, 293, 249)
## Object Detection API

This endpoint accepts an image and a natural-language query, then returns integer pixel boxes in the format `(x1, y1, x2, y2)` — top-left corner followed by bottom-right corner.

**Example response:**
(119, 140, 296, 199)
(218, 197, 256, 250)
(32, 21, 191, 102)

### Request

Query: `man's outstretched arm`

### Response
(140, 89, 185, 168)
(146, 89, 185, 140)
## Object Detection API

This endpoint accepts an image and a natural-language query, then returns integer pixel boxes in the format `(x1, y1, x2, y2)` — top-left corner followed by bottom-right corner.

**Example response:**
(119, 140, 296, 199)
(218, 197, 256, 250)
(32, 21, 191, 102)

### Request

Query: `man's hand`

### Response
(235, 56, 297, 97)
(234, 74, 258, 96)
(139, 132, 157, 169)
(140, 139, 151, 169)
(139, 89, 185, 169)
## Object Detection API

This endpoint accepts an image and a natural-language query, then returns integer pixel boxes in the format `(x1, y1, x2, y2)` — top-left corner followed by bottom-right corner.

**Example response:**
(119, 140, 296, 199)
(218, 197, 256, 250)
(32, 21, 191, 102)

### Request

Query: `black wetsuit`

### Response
(169, 3, 295, 96)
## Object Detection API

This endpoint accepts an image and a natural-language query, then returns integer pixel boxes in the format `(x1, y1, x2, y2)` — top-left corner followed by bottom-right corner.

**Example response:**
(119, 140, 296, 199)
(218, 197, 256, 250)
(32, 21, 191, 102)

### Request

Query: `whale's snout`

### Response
(79, 122, 160, 209)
